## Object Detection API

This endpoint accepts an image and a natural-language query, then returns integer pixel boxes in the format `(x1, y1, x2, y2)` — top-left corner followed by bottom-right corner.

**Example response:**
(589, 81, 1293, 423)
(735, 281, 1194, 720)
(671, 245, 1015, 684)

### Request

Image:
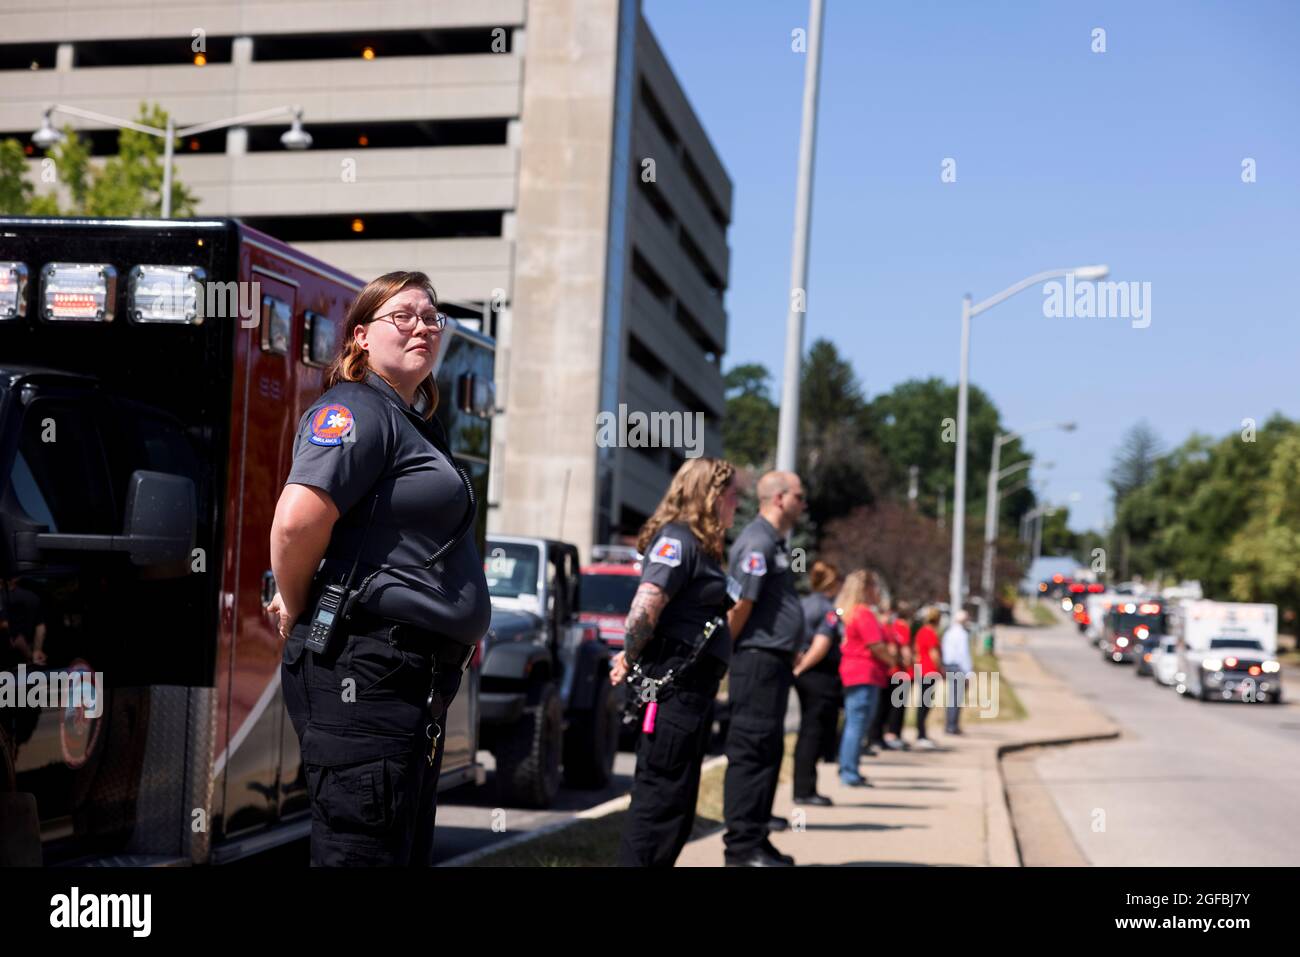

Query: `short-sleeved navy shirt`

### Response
(800, 591, 842, 675)
(728, 516, 805, 654)
(639, 522, 733, 664)
(285, 371, 490, 646)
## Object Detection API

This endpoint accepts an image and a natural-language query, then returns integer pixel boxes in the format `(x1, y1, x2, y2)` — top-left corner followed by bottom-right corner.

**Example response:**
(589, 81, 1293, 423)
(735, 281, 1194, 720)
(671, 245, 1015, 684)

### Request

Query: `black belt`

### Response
(297, 582, 475, 671)
(345, 606, 476, 670)
(738, 644, 798, 665)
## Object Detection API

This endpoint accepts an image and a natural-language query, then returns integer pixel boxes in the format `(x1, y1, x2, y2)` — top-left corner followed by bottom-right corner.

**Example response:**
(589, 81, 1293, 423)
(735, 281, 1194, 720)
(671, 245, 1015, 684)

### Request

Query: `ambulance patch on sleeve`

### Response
(743, 551, 767, 576)
(649, 537, 682, 567)
(308, 404, 355, 446)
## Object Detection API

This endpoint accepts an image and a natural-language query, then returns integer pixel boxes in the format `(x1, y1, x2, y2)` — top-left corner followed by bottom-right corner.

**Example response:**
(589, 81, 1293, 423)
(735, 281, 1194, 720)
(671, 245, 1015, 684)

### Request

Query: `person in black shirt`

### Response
(612, 457, 738, 867)
(265, 271, 489, 867)
(792, 560, 844, 806)
(722, 469, 807, 867)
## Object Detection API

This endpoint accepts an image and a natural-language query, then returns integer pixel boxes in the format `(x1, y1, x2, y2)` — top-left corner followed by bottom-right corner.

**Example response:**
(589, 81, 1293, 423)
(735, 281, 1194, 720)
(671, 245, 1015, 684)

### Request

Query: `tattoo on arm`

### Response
(623, 582, 669, 662)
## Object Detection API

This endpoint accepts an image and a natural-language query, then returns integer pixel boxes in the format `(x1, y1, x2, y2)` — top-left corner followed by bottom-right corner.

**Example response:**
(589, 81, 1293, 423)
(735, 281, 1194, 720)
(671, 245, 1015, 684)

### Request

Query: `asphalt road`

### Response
(1023, 614, 1300, 866)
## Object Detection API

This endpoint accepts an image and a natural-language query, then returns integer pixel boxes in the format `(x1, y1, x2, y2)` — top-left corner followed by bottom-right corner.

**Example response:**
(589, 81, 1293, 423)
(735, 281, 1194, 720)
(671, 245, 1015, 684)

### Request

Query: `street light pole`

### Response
(161, 114, 175, 218)
(948, 294, 972, 615)
(979, 422, 1074, 632)
(947, 265, 1106, 619)
(34, 103, 310, 219)
(776, 0, 825, 472)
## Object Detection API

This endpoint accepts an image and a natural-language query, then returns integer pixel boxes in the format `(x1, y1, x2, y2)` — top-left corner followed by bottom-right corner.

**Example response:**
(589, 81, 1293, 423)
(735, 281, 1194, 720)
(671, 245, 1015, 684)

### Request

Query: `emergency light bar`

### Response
(41, 263, 115, 322)
(128, 264, 205, 324)
(0, 262, 28, 320)
(1138, 603, 1162, 614)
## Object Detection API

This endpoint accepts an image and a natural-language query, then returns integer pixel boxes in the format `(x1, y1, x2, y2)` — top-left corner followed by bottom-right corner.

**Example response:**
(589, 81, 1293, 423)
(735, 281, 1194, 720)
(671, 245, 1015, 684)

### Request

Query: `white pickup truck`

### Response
(1175, 601, 1283, 703)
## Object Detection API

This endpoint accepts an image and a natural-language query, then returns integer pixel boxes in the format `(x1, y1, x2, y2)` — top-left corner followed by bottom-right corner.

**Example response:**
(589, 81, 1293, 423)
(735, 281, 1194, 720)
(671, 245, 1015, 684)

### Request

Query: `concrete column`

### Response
(225, 127, 248, 155)
(494, 0, 623, 551)
(55, 44, 74, 72)
(232, 36, 254, 66)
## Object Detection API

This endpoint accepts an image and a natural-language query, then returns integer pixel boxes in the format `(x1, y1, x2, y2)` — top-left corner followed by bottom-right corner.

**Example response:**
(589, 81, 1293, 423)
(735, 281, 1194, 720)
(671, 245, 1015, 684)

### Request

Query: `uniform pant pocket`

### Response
(308, 750, 412, 837)
(643, 691, 709, 775)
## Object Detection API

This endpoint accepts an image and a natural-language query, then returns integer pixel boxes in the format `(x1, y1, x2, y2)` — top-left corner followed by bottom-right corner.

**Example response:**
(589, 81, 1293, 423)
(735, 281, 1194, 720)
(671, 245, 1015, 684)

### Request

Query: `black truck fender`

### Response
(480, 641, 552, 683)
(565, 638, 615, 714)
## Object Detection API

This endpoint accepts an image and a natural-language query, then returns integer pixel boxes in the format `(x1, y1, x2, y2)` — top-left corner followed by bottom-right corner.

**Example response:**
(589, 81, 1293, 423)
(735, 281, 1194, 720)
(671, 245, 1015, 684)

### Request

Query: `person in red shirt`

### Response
(911, 607, 944, 749)
(882, 601, 915, 750)
(837, 571, 898, 787)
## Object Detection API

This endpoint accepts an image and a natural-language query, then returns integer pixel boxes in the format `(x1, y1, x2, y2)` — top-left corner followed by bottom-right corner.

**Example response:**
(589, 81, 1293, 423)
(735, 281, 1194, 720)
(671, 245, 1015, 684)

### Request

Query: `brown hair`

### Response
(925, 606, 942, 626)
(809, 559, 840, 594)
(637, 457, 736, 562)
(324, 270, 440, 419)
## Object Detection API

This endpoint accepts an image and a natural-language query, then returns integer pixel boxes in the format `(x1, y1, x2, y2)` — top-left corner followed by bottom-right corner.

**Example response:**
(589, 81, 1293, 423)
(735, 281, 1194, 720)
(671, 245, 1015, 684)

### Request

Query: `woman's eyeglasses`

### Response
(370, 310, 448, 333)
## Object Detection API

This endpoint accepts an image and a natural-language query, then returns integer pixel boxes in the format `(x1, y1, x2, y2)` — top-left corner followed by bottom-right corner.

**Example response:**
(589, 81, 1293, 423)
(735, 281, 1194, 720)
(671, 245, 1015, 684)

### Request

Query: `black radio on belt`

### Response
(305, 583, 350, 655)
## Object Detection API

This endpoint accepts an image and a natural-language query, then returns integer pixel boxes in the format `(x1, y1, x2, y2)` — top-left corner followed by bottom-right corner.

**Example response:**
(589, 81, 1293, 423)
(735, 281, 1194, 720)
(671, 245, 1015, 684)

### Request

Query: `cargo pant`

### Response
(281, 618, 463, 866)
(617, 651, 725, 867)
(722, 646, 794, 857)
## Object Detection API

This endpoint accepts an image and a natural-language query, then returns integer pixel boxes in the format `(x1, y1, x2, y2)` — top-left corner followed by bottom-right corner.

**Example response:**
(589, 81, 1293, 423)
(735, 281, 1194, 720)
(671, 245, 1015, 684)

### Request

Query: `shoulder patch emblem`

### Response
(743, 551, 767, 576)
(649, 537, 682, 567)
(824, 610, 839, 627)
(308, 403, 355, 446)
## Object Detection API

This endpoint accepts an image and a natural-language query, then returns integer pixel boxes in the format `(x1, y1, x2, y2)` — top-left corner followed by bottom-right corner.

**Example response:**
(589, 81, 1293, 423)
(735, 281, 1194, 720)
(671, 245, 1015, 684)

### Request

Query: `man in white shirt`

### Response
(941, 610, 973, 735)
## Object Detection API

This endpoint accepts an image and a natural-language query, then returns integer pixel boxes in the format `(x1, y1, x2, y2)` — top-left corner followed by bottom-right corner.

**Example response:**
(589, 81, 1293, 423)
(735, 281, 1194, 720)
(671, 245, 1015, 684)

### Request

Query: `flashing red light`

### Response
(1138, 602, 1161, 614)
(1088, 584, 1105, 593)
(1225, 657, 1238, 668)
(1052, 575, 1064, 583)
(1069, 584, 1085, 593)
(1249, 665, 1261, 676)
(1134, 625, 1150, 639)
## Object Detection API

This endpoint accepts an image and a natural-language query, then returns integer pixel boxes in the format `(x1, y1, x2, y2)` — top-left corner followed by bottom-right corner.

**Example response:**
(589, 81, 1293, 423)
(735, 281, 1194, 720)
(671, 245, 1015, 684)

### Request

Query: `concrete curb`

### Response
(989, 619, 1124, 866)
(437, 753, 728, 867)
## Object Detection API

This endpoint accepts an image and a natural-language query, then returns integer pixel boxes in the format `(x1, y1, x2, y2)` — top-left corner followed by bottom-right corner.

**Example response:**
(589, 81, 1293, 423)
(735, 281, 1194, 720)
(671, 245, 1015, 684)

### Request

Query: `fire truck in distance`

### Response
(0, 216, 496, 865)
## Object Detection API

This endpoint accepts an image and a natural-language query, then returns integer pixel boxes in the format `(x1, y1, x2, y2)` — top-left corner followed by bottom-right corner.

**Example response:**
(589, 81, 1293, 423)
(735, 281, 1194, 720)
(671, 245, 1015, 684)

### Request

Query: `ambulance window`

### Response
(303, 311, 336, 366)
(14, 401, 115, 534)
(261, 295, 291, 355)
(9, 451, 58, 531)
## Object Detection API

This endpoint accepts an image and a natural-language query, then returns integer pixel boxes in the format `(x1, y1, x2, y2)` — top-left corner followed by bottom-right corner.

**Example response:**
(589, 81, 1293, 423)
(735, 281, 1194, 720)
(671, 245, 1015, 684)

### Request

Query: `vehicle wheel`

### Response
(494, 681, 563, 809)
(562, 671, 620, 789)
(1198, 684, 1211, 702)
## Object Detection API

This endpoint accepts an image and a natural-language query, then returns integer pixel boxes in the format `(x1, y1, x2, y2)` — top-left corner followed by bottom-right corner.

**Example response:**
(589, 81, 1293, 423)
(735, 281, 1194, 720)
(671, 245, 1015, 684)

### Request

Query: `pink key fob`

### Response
(642, 701, 658, 734)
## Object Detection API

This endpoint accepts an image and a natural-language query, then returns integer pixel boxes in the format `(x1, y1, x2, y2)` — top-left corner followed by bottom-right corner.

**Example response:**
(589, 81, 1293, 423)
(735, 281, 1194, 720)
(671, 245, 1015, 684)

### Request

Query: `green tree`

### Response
(797, 339, 883, 536)
(722, 363, 778, 467)
(0, 138, 34, 214)
(868, 377, 1032, 528)
(1225, 430, 1300, 621)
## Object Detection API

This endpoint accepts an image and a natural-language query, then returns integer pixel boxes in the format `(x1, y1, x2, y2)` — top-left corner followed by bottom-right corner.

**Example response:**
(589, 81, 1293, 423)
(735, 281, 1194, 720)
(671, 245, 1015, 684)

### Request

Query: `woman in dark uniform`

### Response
(792, 560, 844, 806)
(265, 270, 490, 867)
(612, 457, 738, 867)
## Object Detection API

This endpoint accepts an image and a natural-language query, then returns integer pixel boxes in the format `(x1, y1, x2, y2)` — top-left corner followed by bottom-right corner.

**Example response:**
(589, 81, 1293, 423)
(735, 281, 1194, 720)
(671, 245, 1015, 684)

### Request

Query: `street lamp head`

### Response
(280, 110, 312, 150)
(32, 111, 63, 150)
(1072, 264, 1109, 282)
(1060, 421, 1077, 433)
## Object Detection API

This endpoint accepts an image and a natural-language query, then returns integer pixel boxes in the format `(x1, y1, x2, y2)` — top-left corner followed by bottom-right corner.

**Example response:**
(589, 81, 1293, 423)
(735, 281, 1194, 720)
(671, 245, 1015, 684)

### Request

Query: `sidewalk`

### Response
(675, 621, 1119, 867)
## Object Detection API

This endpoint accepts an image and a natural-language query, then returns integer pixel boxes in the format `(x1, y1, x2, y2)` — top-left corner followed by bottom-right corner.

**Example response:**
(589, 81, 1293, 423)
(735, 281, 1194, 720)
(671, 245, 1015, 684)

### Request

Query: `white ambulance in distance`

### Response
(1175, 601, 1282, 703)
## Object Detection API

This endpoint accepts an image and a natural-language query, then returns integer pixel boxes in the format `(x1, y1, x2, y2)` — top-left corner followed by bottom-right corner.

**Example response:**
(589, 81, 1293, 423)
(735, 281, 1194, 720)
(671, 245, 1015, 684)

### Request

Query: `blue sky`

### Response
(642, 0, 1300, 530)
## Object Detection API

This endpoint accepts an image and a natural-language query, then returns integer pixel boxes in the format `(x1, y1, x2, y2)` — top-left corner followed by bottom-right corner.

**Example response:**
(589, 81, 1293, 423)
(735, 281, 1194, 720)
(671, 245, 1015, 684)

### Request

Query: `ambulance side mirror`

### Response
(26, 470, 196, 570)
(121, 470, 197, 567)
